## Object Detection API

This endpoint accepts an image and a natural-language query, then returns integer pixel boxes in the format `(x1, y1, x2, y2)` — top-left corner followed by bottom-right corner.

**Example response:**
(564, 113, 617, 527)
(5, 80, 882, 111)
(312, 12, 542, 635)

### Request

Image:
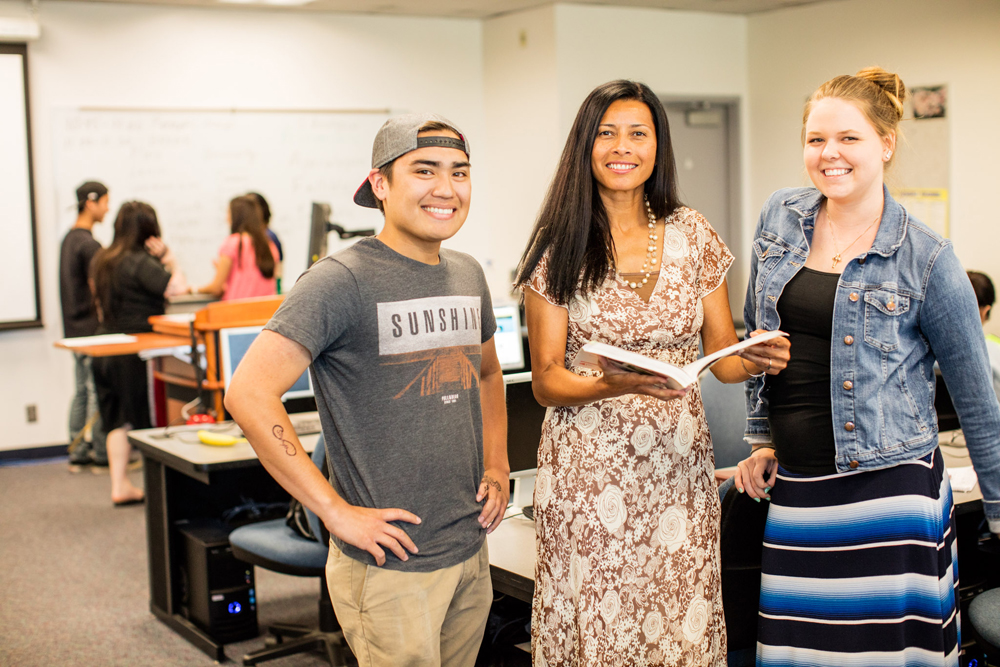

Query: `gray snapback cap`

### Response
(353, 113, 470, 209)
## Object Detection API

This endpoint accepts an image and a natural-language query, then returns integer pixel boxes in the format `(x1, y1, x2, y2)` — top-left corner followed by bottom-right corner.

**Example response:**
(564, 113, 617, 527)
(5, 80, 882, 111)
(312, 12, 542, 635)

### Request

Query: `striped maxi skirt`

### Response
(756, 448, 960, 667)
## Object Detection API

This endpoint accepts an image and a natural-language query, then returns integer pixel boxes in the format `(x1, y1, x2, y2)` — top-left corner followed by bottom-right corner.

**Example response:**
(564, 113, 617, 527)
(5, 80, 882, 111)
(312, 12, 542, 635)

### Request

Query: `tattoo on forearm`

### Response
(482, 475, 503, 496)
(272, 425, 297, 457)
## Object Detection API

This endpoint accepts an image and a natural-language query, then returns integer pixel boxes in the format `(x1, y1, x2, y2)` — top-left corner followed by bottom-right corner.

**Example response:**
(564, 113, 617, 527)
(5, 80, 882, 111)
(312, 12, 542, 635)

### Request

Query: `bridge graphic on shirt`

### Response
(381, 345, 481, 399)
(376, 295, 483, 400)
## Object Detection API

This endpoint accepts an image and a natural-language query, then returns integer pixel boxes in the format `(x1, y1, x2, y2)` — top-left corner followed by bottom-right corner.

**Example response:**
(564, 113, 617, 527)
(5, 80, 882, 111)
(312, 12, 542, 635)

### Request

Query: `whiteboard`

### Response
(0, 46, 41, 330)
(52, 108, 390, 290)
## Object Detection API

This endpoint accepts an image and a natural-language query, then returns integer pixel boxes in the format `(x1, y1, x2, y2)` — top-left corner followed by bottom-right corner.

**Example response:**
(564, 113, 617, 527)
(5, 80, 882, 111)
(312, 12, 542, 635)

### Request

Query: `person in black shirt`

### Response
(90, 201, 187, 506)
(60, 181, 109, 468)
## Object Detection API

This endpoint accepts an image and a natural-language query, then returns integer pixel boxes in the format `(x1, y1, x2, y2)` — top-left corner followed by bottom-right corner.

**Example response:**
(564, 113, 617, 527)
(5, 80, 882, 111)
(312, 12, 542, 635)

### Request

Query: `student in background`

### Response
(968, 270, 1000, 401)
(247, 192, 282, 261)
(194, 195, 278, 300)
(735, 67, 1000, 665)
(60, 181, 110, 469)
(90, 202, 188, 506)
(225, 114, 508, 666)
(248, 192, 283, 293)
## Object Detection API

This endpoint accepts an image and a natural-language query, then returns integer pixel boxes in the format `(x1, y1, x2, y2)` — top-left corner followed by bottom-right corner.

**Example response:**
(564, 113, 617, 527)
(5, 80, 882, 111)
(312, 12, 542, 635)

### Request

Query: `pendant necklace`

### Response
(827, 206, 881, 270)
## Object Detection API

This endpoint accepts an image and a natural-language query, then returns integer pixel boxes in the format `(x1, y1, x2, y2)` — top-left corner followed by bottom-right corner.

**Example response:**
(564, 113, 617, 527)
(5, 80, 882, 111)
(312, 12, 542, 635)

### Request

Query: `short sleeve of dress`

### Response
(690, 210, 735, 299)
(518, 252, 568, 310)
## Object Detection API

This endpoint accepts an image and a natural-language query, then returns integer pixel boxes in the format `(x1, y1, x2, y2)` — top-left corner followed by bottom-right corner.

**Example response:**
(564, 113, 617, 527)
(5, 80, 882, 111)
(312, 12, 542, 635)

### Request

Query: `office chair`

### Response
(229, 437, 349, 666)
(719, 476, 769, 667)
(969, 587, 1000, 665)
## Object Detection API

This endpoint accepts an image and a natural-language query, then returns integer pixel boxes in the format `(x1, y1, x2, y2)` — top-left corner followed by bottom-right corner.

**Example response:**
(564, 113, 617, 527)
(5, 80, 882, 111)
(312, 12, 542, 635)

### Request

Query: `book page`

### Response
(682, 330, 787, 379)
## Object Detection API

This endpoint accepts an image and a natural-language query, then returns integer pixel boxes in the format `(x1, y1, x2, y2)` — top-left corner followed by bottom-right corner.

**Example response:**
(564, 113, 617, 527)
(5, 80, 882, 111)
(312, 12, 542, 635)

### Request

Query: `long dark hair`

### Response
(247, 191, 271, 224)
(90, 201, 162, 319)
(230, 195, 275, 279)
(515, 80, 682, 305)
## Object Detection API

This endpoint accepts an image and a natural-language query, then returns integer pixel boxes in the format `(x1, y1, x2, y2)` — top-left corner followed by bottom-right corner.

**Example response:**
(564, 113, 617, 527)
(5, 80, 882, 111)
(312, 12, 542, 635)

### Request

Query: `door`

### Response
(662, 100, 744, 323)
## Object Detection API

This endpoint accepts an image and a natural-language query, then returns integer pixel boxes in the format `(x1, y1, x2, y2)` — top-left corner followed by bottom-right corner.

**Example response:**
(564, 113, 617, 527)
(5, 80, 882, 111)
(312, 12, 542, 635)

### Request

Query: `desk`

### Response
(54, 331, 190, 357)
(166, 293, 218, 315)
(939, 430, 983, 510)
(55, 332, 196, 427)
(150, 296, 285, 419)
(129, 416, 320, 660)
(488, 514, 535, 603)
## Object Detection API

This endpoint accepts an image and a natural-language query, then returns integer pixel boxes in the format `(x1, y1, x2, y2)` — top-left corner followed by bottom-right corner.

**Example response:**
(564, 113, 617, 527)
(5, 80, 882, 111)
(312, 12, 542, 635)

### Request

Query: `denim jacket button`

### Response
(849, 292, 859, 302)
(843, 380, 853, 390)
(844, 335, 854, 345)
(844, 422, 855, 431)
(849, 460, 860, 468)
(858, 257, 866, 265)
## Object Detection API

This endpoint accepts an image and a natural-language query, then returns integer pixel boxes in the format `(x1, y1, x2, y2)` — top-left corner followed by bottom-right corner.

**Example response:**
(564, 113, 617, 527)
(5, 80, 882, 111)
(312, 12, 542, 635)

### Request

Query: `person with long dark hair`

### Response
(515, 80, 789, 665)
(90, 201, 187, 506)
(195, 194, 279, 300)
(734, 67, 1000, 665)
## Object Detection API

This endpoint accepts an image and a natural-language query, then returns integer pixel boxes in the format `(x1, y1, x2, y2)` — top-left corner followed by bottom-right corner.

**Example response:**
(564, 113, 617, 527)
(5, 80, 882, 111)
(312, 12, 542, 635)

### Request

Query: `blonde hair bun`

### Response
(855, 66, 906, 121)
(802, 66, 907, 156)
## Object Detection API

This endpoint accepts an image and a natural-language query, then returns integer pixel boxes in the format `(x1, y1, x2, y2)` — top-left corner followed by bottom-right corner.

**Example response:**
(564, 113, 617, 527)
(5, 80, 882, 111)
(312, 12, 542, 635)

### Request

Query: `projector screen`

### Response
(0, 44, 40, 330)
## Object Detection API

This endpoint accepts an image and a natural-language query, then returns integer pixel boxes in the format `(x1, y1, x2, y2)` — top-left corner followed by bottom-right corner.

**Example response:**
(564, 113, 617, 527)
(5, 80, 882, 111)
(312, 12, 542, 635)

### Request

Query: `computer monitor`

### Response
(307, 202, 333, 268)
(307, 202, 376, 269)
(219, 325, 313, 401)
(493, 305, 525, 372)
(504, 372, 545, 473)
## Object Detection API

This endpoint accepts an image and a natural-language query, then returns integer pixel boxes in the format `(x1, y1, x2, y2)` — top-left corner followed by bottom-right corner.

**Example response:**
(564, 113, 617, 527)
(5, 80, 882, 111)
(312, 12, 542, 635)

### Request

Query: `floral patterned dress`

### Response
(525, 207, 733, 667)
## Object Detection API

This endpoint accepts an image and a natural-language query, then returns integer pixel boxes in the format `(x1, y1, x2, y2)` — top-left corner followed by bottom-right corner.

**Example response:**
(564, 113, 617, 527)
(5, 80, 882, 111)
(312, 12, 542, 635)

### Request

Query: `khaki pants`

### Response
(326, 540, 492, 667)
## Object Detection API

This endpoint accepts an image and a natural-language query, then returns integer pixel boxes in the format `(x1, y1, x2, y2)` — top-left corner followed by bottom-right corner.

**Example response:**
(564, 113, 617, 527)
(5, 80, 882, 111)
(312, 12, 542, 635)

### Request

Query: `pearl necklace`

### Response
(626, 197, 660, 290)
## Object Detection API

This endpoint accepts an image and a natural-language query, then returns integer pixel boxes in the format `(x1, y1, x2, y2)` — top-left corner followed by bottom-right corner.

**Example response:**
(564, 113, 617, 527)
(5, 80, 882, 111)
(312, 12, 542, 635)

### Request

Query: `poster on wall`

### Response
(912, 85, 947, 119)
(894, 188, 949, 237)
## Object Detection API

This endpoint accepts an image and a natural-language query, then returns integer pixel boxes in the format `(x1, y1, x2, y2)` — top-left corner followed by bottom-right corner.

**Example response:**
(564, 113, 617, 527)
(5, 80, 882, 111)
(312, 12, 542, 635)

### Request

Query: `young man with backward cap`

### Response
(225, 114, 509, 666)
(60, 181, 110, 468)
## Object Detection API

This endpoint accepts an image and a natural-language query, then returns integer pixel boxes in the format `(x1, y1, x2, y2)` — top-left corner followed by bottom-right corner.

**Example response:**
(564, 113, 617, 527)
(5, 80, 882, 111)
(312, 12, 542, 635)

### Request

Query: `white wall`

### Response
(11, 0, 995, 450)
(554, 4, 750, 313)
(747, 0, 1000, 331)
(0, 1, 485, 450)
(3, 0, 755, 450)
(483, 3, 751, 308)
(482, 5, 560, 300)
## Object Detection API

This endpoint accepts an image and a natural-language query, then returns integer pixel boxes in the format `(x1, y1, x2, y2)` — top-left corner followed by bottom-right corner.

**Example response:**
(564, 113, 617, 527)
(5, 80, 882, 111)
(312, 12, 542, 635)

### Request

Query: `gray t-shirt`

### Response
(266, 238, 497, 572)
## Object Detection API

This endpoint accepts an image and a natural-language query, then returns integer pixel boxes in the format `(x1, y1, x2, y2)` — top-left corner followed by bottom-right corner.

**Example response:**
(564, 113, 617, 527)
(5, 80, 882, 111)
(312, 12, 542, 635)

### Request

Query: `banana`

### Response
(197, 430, 247, 447)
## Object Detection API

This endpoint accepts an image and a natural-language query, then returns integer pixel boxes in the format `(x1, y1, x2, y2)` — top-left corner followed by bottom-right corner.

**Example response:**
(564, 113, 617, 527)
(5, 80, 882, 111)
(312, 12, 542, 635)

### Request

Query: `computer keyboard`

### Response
(292, 418, 321, 436)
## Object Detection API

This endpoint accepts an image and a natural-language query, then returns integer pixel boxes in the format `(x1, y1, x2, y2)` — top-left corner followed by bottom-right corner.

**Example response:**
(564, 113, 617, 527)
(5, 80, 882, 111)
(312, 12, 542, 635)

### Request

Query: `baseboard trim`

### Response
(0, 444, 68, 461)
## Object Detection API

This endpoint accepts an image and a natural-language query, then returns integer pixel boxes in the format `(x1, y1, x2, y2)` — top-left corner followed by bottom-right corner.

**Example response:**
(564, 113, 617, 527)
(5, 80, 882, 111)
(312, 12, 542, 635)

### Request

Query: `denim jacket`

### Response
(744, 186, 1000, 527)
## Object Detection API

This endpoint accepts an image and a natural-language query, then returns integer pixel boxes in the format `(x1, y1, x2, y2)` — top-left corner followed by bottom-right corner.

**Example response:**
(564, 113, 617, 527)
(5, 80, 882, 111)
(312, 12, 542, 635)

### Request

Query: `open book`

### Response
(571, 330, 787, 390)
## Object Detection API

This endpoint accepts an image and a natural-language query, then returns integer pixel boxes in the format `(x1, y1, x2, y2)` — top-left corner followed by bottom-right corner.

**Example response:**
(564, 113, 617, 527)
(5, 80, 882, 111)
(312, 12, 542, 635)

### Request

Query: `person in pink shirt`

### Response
(195, 195, 279, 300)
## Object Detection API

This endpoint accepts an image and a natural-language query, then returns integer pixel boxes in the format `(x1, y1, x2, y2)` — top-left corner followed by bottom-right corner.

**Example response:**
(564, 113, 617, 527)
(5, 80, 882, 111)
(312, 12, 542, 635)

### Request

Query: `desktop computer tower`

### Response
(175, 519, 258, 643)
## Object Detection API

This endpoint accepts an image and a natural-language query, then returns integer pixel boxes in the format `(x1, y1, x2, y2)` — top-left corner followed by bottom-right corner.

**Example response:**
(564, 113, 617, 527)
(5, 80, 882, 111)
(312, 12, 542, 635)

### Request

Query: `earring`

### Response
(884, 150, 893, 160)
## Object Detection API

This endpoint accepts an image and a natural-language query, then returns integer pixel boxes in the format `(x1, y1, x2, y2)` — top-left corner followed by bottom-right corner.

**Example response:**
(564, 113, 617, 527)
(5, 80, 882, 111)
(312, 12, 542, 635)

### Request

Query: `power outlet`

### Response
(26, 404, 37, 423)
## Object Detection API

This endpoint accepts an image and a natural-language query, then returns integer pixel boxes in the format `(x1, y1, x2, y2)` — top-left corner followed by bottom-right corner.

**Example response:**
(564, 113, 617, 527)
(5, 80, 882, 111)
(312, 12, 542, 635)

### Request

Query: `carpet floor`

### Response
(0, 458, 334, 667)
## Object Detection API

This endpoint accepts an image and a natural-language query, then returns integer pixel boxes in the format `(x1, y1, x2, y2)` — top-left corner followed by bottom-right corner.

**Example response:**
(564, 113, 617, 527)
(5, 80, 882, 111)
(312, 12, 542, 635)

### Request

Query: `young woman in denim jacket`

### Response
(733, 67, 1000, 666)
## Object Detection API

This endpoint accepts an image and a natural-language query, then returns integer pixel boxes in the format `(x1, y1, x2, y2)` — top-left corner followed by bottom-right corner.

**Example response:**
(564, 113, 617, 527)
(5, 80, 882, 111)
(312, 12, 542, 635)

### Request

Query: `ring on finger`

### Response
(767, 358, 772, 371)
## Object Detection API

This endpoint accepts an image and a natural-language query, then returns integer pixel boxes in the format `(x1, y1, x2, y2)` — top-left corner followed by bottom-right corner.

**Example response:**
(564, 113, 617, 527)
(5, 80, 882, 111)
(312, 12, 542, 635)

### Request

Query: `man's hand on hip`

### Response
(476, 469, 509, 534)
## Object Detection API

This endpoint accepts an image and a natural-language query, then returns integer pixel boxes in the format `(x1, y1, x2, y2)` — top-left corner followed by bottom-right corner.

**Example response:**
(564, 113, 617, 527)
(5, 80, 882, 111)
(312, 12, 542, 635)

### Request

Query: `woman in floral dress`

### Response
(515, 80, 789, 667)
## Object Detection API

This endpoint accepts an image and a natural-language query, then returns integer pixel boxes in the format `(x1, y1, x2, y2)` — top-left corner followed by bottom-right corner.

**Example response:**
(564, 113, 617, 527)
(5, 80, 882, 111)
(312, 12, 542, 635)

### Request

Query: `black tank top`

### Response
(768, 266, 839, 475)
